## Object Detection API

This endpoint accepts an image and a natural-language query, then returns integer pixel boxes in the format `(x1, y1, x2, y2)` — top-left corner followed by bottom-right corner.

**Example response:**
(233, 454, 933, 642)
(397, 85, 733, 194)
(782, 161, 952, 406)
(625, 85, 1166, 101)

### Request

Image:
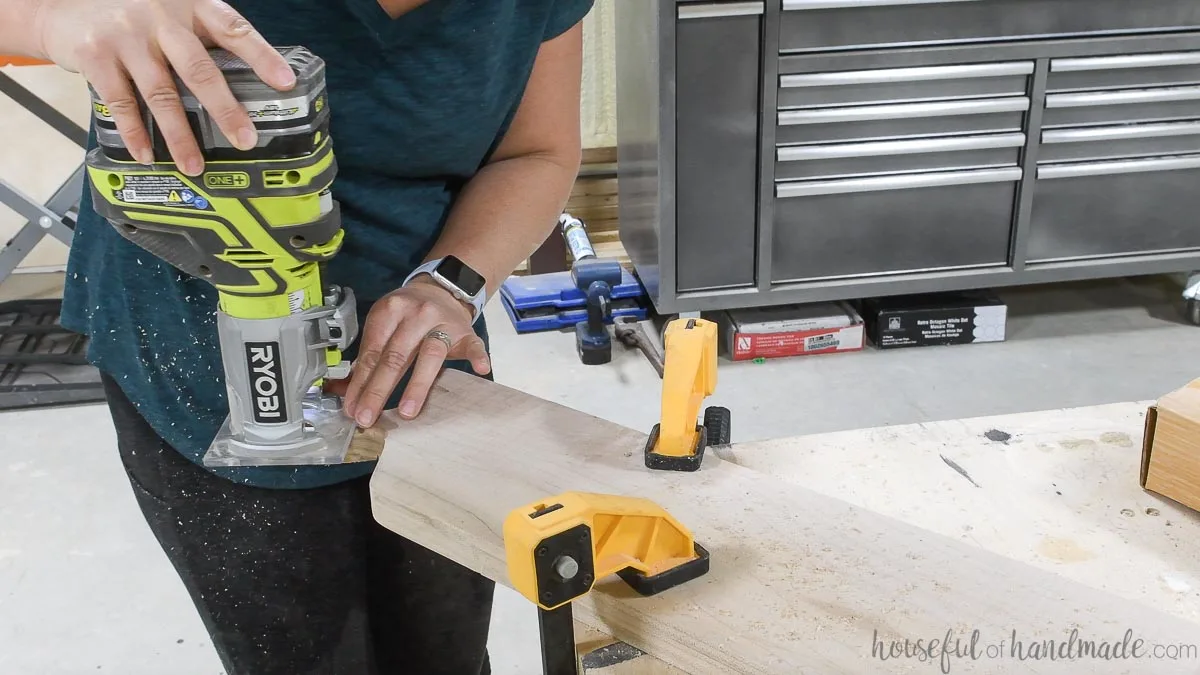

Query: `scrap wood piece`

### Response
(369, 370, 1200, 674)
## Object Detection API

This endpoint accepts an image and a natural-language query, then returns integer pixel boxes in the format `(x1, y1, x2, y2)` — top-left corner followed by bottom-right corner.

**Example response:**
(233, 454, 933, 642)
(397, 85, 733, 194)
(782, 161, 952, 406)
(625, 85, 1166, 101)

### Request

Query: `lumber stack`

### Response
(515, 146, 626, 274)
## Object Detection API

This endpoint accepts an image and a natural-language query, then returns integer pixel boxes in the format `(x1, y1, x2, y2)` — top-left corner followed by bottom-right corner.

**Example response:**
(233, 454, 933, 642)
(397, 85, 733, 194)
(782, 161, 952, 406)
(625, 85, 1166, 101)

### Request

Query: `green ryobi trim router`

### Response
(83, 46, 360, 468)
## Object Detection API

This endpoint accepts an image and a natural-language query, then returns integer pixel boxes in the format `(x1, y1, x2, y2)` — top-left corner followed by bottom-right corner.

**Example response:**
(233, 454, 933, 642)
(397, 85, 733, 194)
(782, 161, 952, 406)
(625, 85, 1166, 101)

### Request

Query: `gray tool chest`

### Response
(614, 0, 1200, 314)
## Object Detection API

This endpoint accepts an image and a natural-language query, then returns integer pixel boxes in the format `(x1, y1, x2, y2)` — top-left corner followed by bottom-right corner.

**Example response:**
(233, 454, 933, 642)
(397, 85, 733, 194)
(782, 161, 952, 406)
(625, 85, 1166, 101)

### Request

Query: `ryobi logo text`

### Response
(205, 172, 251, 189)
(246, 342, 287, 424)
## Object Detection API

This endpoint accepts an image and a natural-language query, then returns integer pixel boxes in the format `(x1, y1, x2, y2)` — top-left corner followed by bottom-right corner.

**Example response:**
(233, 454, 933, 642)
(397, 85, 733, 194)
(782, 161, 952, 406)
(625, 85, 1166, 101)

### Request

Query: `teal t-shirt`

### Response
(60, 0, 593, 489)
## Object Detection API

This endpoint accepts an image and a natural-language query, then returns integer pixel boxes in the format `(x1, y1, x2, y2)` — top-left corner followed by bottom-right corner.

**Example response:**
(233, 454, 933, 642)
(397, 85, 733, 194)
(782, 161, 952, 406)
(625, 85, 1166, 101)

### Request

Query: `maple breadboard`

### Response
(368, 369, 1200, 675)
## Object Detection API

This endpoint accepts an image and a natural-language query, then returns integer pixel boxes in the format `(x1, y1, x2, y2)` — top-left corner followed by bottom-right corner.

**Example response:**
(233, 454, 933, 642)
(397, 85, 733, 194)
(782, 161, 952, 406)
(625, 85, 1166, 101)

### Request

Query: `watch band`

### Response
(402, 258, 487, 324)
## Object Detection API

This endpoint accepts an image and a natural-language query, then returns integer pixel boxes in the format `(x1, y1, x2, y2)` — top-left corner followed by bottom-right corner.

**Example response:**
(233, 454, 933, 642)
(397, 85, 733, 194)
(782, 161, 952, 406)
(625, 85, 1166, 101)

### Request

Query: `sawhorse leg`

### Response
(0, 167, 83, 280)
(0, 67, 88, 284)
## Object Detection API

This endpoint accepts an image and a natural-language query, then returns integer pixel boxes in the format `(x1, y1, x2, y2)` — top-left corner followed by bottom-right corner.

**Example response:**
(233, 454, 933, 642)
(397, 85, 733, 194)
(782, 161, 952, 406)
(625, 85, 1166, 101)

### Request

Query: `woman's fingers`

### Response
(120, 47, 204, 174)
(341, 286, 491, 427)
(84, 60, 154, 165)
(452, 334, 492, 376)
(157, 23, 258, 151)
(339, 306, 404, 421)
(195, 0, 296, 92)
(50, 0, 288, 170)
(350, 319, 431, 427)
(398, 330, 453, 419)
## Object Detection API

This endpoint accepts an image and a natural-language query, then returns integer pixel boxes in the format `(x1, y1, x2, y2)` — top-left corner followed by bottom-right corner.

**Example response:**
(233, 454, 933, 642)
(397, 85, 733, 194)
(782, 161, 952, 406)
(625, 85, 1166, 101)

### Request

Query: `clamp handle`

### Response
(503, 492, 710, 611)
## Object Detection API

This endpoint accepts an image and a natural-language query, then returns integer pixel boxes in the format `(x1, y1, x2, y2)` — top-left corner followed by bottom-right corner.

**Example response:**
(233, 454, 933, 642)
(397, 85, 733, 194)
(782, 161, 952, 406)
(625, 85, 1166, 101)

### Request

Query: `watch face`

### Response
(437, 255, 486, 297)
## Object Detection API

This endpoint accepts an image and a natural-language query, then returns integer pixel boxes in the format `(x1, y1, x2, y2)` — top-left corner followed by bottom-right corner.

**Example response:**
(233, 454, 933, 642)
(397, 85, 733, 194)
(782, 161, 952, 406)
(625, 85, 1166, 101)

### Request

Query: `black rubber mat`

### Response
(0, 299, 105, 410)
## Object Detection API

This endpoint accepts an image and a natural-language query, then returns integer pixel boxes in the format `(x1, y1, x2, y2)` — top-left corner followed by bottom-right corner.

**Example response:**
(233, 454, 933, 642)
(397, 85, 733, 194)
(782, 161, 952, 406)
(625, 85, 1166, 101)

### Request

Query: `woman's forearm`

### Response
(422, 149, 581, 300)
(412, 20, 583, 307)
(1, 0, 49, 60)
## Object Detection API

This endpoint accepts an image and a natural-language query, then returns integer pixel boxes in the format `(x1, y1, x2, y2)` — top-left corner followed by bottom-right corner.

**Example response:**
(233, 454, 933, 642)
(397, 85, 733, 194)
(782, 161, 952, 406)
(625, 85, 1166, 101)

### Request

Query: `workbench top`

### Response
(582, 399, 1200, 672)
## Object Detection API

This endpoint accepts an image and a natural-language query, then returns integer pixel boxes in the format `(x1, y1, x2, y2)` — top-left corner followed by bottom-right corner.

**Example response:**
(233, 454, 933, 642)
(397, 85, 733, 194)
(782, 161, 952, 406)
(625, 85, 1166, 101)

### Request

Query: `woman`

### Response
(0, 0, 592, 672)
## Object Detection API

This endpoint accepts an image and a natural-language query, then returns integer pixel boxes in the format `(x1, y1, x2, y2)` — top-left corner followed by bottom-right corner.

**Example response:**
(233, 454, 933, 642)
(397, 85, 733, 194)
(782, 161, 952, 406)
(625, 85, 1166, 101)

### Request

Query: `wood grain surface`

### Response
(368, 370, 1200, 674)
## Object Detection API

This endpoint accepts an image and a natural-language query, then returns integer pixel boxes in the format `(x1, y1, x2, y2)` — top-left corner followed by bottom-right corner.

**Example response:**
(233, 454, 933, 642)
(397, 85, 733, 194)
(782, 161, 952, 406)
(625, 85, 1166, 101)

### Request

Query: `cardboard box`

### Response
(720, 302, 864, 361)
(858, 290, 1007, 350)
(1141, 378, 1200, 513)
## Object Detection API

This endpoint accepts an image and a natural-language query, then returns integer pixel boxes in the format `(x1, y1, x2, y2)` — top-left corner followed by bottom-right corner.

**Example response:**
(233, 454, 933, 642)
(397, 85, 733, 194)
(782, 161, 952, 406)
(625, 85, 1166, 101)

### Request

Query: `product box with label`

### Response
(1141, 378, 1200, 513)
(857, 290, 1008, 350)
(719, 301, 864, 361)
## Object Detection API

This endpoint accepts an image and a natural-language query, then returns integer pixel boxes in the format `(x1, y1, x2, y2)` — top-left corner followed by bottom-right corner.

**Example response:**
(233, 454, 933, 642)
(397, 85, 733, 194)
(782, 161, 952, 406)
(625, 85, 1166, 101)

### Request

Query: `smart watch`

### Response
(402, 255, 488, 324)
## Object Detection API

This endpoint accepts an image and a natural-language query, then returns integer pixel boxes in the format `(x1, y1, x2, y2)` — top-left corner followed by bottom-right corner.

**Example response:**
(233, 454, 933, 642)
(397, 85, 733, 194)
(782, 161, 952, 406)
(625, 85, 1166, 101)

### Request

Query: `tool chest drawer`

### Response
(777, 0, 1200, 53)
(1028, 156, 1200, 261)
(1042, 86, 1200, 127)
(1038, 122, 1200, 162)
(776, 97, 1029, 145)
(673, 0, 763, 292)
(1047, 52, 1200, 92)
(777, 62, 1034, 108)
(775, 133, 1024, 180)
(770, 168, 1020, 282)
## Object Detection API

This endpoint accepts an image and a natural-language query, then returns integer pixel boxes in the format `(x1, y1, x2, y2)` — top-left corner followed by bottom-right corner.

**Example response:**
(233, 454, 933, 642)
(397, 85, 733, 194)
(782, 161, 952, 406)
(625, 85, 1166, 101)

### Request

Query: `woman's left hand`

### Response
(334, 277, 490, 427)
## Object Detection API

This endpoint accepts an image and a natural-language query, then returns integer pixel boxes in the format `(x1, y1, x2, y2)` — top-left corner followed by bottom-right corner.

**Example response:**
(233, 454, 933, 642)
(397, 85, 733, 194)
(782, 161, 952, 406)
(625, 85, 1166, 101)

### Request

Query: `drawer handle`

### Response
(778, 97, 1029, 125)
(777, 133, 1026, 161)
(1046, 86, 1200, 108)
(780, 63, 1033, 88)
(783, 0, 981, 9)
(776, 167, 1022, 197)
(1039, 155, 1200, 179)
(678, 1, 764, 18)
(1042, 121, 1200, 144)
(1052, 52, 1200, 73)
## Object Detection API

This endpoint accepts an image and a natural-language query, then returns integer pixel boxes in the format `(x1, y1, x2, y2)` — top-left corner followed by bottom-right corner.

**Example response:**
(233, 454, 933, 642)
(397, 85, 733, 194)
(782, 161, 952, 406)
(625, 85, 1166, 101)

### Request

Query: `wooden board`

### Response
(720, 402, 1200, 625)
(369, 370, 1200, 674)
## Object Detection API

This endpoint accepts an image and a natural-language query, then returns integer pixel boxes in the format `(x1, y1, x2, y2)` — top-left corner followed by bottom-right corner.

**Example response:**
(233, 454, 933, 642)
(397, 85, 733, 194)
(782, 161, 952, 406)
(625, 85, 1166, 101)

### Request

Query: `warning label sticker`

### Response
(115, 175, 210, 210)
(288, 290, 305, 315)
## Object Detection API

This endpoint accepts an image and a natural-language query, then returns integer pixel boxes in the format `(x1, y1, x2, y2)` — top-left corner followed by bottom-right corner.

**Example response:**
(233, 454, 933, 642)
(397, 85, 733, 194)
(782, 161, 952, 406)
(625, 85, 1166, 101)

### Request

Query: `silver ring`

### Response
(424, 329, 453, 351)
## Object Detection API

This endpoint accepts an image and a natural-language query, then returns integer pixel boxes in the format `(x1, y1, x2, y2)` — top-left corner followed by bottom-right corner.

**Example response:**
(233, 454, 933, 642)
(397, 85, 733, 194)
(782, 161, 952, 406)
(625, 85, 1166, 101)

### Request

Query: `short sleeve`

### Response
(543, 0, 595, 41)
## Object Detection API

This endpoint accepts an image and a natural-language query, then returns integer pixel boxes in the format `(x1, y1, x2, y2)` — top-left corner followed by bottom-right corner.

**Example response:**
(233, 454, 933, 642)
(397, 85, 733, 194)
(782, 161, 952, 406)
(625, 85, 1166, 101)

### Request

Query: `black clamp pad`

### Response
(643, 422, 706, 472)
(616, 542, 711, 596)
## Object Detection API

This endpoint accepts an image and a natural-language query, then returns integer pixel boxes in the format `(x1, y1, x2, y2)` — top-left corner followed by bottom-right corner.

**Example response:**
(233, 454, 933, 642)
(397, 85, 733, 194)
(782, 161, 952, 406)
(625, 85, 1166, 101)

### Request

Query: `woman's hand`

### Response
(336, 278, 491, 428)
(38, 0, 295, 174)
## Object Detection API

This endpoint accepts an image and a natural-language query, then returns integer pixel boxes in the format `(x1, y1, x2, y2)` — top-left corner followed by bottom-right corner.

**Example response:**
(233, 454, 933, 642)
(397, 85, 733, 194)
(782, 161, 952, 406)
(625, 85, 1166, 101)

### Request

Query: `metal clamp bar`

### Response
(781, 62, 1032, 88)
(1038, 155, 1200, 180)
(678, 1, 764, 19)
(776, 166, 1022, 198)
(1042, 121, 1200, 144)
(778, 97, 1029, 125)
(1046, 86, 1200, 108)
(1051, 52, 1200, 73)
(777, 133, 1025, 161)
(783, 0, 980, 9)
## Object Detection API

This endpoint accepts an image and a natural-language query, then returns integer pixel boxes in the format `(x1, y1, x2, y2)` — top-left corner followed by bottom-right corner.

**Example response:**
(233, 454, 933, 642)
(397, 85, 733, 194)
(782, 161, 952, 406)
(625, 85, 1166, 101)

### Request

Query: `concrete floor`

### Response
(1, 272, 1197, 674)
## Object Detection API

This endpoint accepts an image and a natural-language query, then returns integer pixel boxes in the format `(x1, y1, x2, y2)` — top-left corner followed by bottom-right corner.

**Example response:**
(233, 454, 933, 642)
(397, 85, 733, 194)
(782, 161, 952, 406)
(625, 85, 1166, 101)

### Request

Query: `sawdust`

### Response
(1036, 536, 1096, 563)
(1099, 431, 1134, 447)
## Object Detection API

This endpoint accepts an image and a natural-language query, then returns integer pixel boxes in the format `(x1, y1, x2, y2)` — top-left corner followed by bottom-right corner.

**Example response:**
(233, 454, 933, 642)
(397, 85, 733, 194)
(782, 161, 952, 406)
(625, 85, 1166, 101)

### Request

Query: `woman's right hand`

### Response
(37, 0, 297, 174)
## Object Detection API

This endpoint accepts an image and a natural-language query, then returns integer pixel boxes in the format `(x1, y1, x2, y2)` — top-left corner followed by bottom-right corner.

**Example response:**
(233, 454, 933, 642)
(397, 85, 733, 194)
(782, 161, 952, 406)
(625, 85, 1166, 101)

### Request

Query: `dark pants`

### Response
(100, 374, 495, 675)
